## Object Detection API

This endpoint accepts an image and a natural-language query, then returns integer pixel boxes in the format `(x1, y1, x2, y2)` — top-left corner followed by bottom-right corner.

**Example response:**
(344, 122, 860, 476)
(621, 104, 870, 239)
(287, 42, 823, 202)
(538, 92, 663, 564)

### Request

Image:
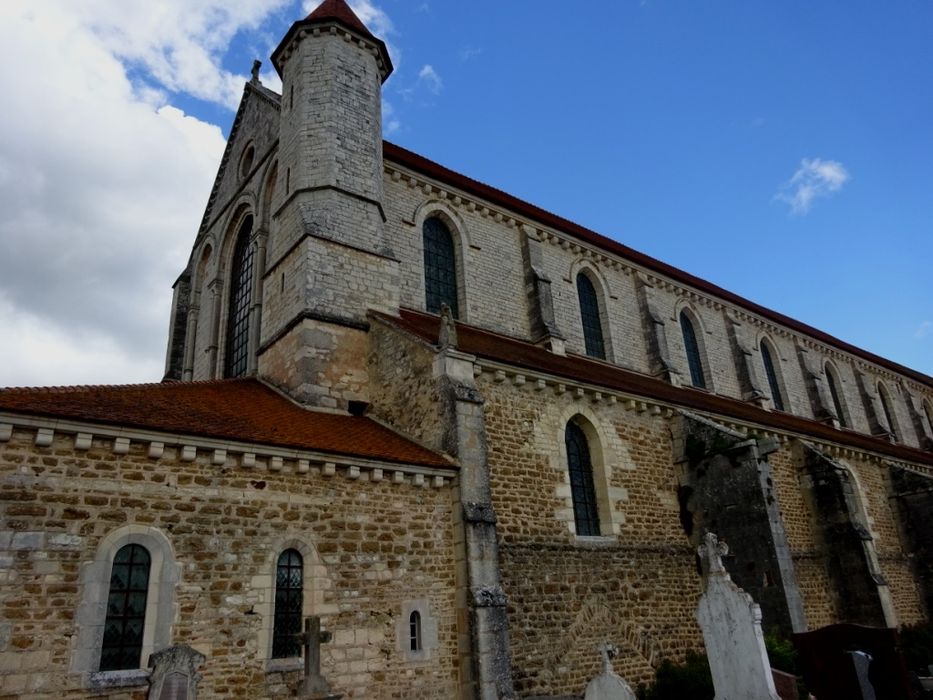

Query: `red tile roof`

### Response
(382, 141, 933, 390)
(306, 0, 374, 39)
(380, 308, 933, 467)
(271, 0, 393, 80)
(0, 378, 451, 468)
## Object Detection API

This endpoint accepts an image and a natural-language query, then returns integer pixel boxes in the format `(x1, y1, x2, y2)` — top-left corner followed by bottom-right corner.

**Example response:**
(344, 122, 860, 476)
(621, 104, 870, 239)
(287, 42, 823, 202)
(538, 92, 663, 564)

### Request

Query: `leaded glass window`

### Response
(224, 214, 255, 378)
(680, 311, 706, 389)
(760, 341, 785, 411)
(879, 384, 899, 441)
(826, 365, 848, 428)
(409, 611, 422, 651)
(565, 421, 600, 537)
(422, 217, 458, 317)
(100, 544, 150, 671)
(272, 549, 303, 658)
(576, 273, 606, 360)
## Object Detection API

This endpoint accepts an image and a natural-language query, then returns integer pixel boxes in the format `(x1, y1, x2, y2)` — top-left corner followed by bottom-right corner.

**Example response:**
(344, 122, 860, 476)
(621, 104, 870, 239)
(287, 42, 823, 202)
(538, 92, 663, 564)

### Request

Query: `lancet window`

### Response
(565, 421, 600, 537)
(100, 544, 151, 671)
(423, 217, 459, 317)
(576, 273, 606, 360)
(272, 549, 303, 658)
(224, 214, 255, 378)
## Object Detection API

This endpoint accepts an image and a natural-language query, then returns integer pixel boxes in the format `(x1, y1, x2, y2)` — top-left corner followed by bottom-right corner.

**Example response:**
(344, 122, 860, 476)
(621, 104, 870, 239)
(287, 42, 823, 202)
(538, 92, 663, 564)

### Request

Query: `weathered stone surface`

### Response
(696, 533, 779, 700)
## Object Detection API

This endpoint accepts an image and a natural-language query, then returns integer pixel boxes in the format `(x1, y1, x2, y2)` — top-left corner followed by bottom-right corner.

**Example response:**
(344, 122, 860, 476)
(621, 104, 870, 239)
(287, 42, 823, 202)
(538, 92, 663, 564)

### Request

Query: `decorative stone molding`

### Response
(0, 413, 457, 491)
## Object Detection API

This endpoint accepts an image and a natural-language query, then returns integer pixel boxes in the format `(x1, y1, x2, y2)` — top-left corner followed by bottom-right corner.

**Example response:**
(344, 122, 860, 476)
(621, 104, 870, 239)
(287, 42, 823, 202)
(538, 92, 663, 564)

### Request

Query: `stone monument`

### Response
(583, 642, 636, 700)
(696, 532, 780, 700)
(147, 645, 206, 700)
(296, 616, 341, 700)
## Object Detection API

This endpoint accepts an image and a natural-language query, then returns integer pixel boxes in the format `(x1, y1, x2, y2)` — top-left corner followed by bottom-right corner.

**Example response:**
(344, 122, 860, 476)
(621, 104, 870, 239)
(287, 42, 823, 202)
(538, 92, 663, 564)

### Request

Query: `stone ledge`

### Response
(88, 668, 150, 690)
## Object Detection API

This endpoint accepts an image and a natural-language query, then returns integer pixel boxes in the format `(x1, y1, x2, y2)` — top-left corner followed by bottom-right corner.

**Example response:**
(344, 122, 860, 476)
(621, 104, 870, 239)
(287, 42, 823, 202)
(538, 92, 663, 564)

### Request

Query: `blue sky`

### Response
(0, 1, 930, 386)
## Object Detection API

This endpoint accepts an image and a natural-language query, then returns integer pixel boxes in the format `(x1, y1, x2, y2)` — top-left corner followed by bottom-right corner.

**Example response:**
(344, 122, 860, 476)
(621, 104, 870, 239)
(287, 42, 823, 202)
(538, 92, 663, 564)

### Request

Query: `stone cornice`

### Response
(471, 358, 928, 474)
(0, 413, 457, 487)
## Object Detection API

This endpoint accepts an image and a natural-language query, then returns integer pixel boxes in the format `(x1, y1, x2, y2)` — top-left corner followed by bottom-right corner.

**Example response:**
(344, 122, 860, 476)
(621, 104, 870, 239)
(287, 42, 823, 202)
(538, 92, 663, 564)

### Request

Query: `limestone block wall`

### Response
(383, 175, 531, 338)
(478, 374, 702, 695)
(0, 428, 459, 699)
(380, 159, 933, 454)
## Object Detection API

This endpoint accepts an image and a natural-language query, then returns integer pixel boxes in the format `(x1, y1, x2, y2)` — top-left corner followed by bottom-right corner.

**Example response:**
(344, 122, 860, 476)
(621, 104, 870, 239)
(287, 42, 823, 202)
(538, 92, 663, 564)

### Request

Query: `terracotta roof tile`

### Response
(381, 308, 933, 467)
(306, 0, 375, 39)
(382, 142, 933, 389)
(0, 378, 450, 468)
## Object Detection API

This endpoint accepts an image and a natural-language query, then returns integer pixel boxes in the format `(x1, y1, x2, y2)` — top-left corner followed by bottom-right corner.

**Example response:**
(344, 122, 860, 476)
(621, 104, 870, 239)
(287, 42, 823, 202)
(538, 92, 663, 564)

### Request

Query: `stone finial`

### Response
(438, 303, 458, 350)
(250, 59, 262, 83)
(698, 531, 729, 576)
(584, 641, 635, 700)
(598, 641, 618, 674)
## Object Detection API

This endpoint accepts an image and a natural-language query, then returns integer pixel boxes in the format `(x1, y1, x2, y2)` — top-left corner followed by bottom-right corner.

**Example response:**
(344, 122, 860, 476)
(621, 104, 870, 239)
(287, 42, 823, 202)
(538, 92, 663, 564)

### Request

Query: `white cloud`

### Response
(916, 321, 933, 339)
(460, 46, 483, 62)
(0, 3, 227, 387)
(26, 0, 293, 110)
(775, 157, 850, 215)
(418, 65, 443, 94)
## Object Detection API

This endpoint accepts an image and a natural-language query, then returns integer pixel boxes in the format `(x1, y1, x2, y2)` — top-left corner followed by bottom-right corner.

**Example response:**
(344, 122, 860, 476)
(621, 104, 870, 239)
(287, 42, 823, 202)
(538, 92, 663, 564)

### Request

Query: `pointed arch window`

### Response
(576, 273, 606, 360)
(825, 364, 848, 428)
(565, 421, 600, 536)
(760, 341, 785, 411)
(409, 611, 422, 651)
(423, 217, 459, 317)
(680, 311, 706, 389)
(878, 383, 900, 441)
(100, 544, 151, 671)
(272, 549, 303, 659)
(224, 214, 255, 378)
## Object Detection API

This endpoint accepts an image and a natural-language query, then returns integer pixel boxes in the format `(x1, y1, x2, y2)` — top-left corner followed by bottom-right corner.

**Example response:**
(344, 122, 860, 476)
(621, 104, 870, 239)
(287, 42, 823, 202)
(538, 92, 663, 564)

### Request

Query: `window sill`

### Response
(88, 668, 150, 690)
(266, 657, 302, 674)
(573, 535, 618, 547)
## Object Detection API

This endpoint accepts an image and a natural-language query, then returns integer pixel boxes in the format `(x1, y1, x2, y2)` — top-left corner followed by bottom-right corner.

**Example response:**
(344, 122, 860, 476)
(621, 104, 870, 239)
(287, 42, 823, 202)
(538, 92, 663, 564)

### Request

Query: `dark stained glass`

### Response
(409, 611, 422, 651)
(272, 549, 303, 658)
(565, 422, 600, 537)
(422, 217, 458, 317)
(878, 384, 899, 441)
(680, 311, 706, 389)
(576, 273, 606, 360)
(224, 215, 255, 378)
(760, 342, 785, 412)
(100, 544, 150, 671)
(825, 366, 848, 428)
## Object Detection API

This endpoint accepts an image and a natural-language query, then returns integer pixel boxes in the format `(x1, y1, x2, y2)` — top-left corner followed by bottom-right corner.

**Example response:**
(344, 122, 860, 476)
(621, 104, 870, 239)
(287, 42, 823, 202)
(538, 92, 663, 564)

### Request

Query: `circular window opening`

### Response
(239, 144, 255, 179)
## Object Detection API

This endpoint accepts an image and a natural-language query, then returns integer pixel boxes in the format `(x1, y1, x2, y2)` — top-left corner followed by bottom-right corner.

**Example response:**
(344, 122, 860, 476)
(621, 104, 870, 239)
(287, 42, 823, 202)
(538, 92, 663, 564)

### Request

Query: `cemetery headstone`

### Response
(583, 642, 636, 700)
(695, 532, 780, 700)
(147, 645, 206, 700)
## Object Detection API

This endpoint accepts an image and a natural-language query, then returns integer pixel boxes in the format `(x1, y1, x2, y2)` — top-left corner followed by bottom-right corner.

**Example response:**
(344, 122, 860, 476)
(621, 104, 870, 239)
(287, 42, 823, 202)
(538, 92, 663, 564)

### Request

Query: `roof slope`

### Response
(0, 378, 450, 468)
(382, 141, 933, 389)
(381, 308, 933, 468)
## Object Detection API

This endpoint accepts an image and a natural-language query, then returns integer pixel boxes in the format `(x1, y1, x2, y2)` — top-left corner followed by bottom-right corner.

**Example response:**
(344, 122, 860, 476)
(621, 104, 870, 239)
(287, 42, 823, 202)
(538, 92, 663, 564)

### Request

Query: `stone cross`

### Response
(438, 303, 458, 350)
(697, 531, 729, 578)
(296, 617, 341, 699)
(250, 59, 261, 84)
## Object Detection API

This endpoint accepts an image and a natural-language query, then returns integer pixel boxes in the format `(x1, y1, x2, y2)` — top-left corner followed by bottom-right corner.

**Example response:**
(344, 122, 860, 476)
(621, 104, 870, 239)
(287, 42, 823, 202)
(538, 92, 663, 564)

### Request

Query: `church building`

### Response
(2, 1, 933, 698)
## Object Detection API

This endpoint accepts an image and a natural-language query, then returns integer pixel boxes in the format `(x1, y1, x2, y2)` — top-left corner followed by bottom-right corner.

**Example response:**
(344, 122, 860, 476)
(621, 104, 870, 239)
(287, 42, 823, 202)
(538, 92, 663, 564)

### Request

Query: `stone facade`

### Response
(3, 2, 933, 699)
(0, 423, 459, 699)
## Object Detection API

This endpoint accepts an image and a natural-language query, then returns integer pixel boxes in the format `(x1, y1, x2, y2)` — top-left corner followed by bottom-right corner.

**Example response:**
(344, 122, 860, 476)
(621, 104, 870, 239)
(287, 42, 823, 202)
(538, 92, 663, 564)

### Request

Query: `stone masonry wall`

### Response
(0, 428, 459, 699)
(381, 161, 933, 453)
(766, 444, 924, 629)
(367, 318, 447, 455)
(477, 373, 702, 696)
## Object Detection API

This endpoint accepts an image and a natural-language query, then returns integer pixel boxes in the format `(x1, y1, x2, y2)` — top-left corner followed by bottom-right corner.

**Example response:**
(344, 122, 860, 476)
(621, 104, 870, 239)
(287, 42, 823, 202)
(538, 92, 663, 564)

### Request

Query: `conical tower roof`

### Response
(272, 0, 393, 80)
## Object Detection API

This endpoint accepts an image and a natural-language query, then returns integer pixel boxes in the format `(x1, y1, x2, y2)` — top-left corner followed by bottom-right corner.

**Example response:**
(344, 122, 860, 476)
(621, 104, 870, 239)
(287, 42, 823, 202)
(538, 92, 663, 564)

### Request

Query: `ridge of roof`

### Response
(0, 377, 450, 468)
(382, 141, 933, 389)
(380, 308, 933, 468)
